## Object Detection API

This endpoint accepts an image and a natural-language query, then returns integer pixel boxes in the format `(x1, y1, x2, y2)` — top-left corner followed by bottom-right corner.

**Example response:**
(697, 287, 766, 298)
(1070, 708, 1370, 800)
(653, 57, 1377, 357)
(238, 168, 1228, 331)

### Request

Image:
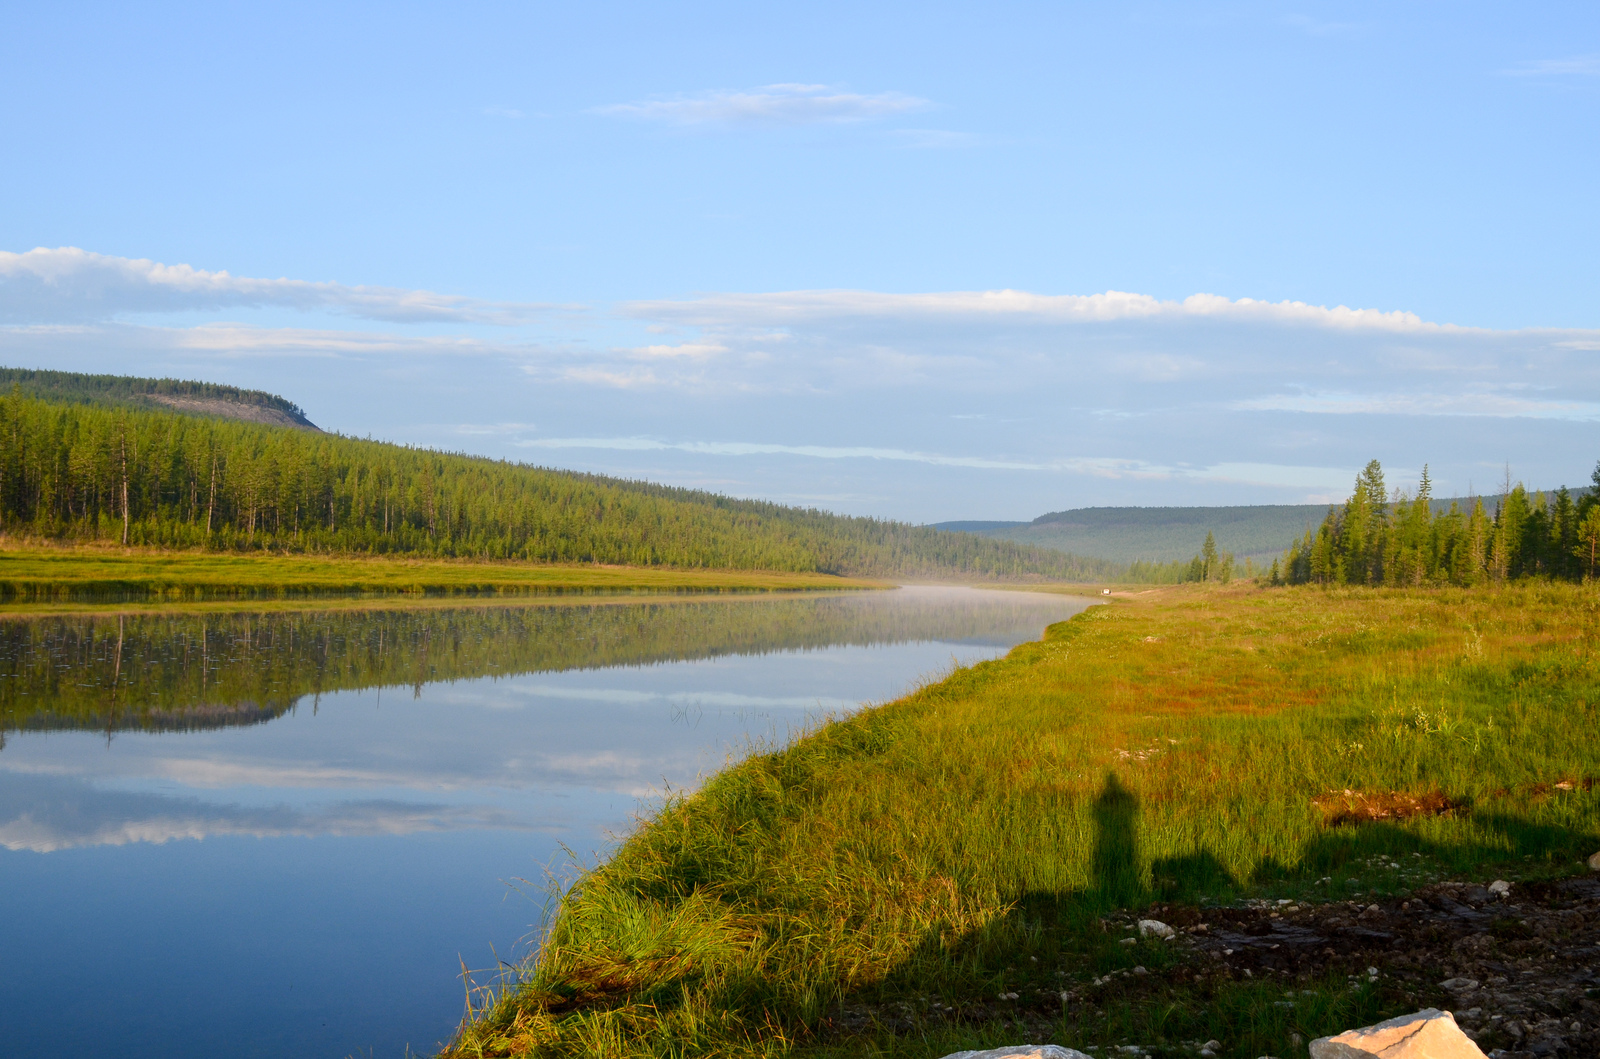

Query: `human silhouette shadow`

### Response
(1092, 772, 1141, 908)
(839, 772, 1600, 1016)
(847, 771, 1159, 1006)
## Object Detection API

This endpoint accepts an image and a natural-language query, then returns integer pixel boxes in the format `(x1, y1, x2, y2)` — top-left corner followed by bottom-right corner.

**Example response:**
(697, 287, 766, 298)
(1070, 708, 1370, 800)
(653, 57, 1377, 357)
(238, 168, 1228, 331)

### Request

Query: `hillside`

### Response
(0, 387, 1119, 581)
(938, 491, 1590, 565)
(939, 505, 1327, 563)
(0, 366, 320, 430)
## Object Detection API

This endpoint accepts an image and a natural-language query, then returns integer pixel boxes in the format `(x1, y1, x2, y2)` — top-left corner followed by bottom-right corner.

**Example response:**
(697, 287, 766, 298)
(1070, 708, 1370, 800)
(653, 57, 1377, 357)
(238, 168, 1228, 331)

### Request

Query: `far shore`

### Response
(0, 540, 894, 614)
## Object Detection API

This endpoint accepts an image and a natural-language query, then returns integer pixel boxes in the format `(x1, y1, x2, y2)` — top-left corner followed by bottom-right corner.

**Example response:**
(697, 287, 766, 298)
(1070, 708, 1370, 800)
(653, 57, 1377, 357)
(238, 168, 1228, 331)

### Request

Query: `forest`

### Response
(1276, 459, 1600, 585)
(0, 391, 1118, 581)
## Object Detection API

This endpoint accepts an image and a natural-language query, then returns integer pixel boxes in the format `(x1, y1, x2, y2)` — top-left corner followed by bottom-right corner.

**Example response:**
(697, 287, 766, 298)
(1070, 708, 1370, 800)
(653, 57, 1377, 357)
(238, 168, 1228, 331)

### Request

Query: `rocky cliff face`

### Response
(142, 393, 321, 430)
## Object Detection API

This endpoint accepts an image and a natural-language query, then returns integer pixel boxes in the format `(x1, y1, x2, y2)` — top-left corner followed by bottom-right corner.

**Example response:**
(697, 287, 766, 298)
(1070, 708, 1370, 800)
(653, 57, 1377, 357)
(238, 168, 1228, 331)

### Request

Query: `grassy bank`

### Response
(445, 581, 1600, 1059)
(0, 543, 884, 608)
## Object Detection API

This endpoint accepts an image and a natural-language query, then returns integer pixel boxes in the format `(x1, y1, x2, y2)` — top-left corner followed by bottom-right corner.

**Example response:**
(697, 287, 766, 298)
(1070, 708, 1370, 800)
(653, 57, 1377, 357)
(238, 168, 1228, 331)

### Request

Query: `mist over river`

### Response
(0, 586, 1091, 1059)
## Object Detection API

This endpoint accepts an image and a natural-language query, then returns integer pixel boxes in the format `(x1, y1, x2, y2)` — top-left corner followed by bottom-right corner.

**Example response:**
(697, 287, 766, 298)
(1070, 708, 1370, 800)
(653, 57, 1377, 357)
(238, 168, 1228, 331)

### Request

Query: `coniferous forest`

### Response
(1277, 459, 1600, 586)
(0, 390, 1119, 580)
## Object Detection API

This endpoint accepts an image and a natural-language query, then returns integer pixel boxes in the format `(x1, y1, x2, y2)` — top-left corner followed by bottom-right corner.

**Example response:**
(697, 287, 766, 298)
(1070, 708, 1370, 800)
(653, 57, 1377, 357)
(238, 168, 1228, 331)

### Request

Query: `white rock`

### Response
(1138, 919, 1175, 939)
(938, 1047, 1093, 1059)
(1588, 850, 1600, 872)
(1486, 880, 1510, 897)
(1309, 1008, 1487, 1059)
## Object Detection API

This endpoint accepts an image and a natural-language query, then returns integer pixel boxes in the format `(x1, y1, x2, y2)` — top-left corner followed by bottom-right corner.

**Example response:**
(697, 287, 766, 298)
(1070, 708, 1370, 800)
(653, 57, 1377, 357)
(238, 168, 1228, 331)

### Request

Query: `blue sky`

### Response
(2, 2, 1597, 521)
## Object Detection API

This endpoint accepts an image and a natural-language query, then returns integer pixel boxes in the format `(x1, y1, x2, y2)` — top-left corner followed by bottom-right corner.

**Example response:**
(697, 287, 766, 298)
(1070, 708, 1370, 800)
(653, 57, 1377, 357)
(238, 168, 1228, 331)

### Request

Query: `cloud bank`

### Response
(6, 246, 1597, 513)
(0, 247, 557, 324)
(622, 288, 1459, 333)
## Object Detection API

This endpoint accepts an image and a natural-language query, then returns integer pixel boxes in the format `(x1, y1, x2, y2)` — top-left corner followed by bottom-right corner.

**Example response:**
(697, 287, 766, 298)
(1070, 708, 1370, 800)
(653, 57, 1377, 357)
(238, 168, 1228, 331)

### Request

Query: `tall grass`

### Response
(445, 582, 1600, 1058)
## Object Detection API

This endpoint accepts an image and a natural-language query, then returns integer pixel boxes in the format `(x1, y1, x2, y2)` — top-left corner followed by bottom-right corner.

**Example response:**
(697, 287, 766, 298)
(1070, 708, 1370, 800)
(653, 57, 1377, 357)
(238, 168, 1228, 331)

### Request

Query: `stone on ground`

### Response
(1137, 918, 1175, 938)
(939, 1047, 1094, 1059)
(1309, 1008, 1486, 1059)
(1588, 850, 1600, 872)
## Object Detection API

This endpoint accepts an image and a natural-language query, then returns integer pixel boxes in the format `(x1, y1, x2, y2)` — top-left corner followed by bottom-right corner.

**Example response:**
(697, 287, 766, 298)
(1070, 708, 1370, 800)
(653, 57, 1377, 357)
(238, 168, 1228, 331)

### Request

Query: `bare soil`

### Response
(826, 874, 1600, 1057)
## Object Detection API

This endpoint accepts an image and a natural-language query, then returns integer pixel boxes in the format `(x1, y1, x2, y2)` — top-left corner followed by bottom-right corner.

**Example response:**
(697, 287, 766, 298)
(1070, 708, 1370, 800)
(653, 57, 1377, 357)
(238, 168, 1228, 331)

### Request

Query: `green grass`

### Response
(0, 543, 884, 609)
(443, 581, 1600, 1058)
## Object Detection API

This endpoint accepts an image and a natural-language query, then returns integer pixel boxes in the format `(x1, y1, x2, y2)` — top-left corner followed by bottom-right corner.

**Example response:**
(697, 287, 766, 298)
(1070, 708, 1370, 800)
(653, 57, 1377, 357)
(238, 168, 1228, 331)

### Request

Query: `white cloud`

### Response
(512, 435, 1358, 489)
(595, 83, 927, 127)
(1501, 54, 1600, 77)
(519, 435, 1066, 469)
(623, 288, 1458, 332)
(0, 247, 562, 324)
(1234, 390, 1600, 420)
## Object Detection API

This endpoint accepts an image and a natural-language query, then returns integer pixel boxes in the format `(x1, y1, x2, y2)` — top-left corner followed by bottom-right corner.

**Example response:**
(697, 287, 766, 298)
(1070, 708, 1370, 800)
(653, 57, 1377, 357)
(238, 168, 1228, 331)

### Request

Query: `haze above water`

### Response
(0, 586, 1092, 1059)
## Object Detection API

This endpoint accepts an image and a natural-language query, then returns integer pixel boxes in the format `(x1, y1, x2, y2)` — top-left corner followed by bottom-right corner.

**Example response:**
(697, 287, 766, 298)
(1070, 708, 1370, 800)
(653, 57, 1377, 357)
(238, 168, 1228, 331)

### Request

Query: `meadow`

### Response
(444, 581, 1600, 1059)
(0, 543, 882, 608)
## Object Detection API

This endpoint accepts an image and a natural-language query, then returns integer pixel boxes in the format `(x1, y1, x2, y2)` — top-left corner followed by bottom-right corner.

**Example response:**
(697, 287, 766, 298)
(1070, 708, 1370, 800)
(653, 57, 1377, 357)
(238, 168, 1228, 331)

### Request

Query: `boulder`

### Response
(1486, 880, 1511, 898)
(1310, 1008, 1486, 1059)
(1137, 919, 1175, 939)
(939, 1048, 1093, 1059)
(1588, 850, 1600, 872)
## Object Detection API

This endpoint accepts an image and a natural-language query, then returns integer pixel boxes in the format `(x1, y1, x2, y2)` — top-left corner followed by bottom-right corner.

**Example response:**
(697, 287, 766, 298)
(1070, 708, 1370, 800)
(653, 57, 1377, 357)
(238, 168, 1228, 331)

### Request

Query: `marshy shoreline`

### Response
(443, 581, 1600, 1059)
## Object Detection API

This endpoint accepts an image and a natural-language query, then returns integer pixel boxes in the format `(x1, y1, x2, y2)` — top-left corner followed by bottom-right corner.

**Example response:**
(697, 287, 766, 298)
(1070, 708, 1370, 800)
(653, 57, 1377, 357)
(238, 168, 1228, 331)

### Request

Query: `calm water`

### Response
(0, 586, 1091, 1058)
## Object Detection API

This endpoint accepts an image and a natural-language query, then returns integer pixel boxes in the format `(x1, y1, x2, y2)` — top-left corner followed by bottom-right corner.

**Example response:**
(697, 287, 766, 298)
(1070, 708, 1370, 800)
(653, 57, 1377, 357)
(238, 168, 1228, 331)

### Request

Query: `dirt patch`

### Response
(1167, 877, 1600, 1057)
(1311, 789, 1466, 827)
(823, 877, 1600, 1057)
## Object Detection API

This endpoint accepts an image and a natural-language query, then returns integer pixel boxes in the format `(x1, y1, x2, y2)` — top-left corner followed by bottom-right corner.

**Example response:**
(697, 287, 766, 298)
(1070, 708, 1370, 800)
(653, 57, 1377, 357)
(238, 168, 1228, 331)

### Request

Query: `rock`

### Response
(1138, 919, 1175, 939)
(1441, 977, 1481, 993)
(939, 1048, 1093, 1059)
(1588, 851, 1600, 872)
(1487, 880, 1511, 897)
(1310, 1008, 1487, 1059)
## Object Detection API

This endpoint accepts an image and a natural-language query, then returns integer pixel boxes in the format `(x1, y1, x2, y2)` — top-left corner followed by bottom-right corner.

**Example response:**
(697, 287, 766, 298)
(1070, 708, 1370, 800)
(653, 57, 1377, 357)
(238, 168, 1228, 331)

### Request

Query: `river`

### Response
(0, 585, 1092, 1058)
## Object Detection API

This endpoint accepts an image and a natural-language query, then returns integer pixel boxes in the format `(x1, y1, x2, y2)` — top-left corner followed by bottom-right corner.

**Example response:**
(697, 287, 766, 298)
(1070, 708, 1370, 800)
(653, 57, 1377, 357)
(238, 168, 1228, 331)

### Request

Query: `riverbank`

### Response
(444, 581, 1600, 1059)
(0, 542, 887, 611)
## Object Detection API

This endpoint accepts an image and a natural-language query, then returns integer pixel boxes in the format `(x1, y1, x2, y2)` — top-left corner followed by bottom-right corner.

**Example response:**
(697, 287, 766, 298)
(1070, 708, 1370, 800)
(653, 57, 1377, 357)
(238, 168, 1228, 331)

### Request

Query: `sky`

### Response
(2, 1, 1597, 522)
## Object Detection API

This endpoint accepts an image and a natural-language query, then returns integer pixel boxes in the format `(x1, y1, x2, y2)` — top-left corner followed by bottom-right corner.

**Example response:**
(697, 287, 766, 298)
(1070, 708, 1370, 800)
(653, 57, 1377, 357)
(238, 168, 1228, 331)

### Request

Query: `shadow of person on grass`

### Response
(838, 771, 1600, 1019)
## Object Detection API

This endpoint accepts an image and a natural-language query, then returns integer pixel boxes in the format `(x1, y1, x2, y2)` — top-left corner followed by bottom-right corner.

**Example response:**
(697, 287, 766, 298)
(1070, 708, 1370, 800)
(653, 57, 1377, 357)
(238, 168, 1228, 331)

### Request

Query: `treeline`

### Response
(0, 392, 1120, 580)
(1275, 459, 1600, 586)
(0, 366, 312, 422)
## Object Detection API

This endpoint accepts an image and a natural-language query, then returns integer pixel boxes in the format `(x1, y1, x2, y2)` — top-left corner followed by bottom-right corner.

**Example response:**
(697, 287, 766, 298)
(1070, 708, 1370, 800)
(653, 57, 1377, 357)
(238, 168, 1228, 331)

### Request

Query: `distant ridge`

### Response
(0, 366, 320, 431)
(936, 490, 1591, 565)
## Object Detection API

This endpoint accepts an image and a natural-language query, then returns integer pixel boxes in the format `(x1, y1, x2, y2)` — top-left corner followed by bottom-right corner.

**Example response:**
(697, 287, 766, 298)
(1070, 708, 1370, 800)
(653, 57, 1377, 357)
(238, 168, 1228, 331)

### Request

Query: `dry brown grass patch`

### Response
(1312, 788, 1467, 827)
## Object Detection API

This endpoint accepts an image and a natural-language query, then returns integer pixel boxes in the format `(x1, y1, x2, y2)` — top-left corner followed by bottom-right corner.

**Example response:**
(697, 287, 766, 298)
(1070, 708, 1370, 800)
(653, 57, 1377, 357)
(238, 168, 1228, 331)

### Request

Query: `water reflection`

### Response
(1, 588, 1078, 735)
(0, 586, 1092, 1059)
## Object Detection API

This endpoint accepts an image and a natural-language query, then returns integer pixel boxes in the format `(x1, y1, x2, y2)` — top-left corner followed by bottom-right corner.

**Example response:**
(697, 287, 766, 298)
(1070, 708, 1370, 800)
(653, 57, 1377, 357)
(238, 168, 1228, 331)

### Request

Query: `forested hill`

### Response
(936, 493, 1590, 565)
(0, 367, 319, 430)
(0, 391, 1119, 581)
